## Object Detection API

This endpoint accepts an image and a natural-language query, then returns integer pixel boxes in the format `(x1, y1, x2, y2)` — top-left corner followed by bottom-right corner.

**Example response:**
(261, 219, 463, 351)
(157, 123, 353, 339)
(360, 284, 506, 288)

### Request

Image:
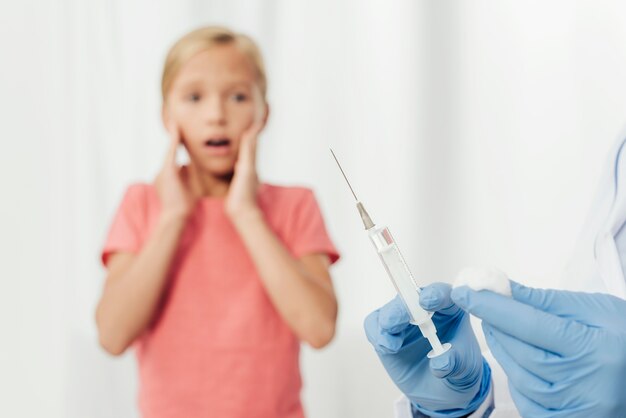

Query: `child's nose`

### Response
(204, 97, 226, 125)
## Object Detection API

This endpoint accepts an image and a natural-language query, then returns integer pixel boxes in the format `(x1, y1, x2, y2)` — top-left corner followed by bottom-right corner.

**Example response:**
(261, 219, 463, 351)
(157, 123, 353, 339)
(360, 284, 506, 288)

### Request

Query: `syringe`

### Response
(331, 149, 451, 358)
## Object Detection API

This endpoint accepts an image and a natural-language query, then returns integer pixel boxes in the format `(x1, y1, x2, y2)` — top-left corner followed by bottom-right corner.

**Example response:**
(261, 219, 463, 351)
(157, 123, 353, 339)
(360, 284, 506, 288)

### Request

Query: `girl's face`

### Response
(164, 44, 266, 177)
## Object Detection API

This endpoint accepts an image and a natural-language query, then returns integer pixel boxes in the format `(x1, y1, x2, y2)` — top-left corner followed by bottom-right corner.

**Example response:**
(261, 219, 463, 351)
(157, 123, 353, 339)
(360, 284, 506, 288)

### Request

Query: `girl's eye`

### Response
(231, 93, 248, 103)
(188, 93, 201, 102)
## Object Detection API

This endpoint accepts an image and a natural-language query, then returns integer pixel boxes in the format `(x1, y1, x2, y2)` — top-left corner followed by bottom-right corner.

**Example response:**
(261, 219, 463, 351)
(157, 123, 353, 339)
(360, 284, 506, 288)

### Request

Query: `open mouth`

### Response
(202, 137, 232, 157)
(204, 138, 231, 147)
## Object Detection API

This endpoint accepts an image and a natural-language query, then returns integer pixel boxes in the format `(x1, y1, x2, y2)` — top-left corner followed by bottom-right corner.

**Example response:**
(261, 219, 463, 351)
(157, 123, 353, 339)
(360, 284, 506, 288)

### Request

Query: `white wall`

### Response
(2, 1, 626, 417)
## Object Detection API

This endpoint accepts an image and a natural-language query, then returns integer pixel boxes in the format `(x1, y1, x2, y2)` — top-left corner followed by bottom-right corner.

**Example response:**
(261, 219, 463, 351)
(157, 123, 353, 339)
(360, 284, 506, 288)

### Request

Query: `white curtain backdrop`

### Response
(2, 1, 626, 417)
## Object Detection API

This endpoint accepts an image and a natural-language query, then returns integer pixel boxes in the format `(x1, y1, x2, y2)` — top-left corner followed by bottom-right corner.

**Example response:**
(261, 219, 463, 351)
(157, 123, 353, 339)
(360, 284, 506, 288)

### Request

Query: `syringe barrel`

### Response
(368, 226, 431, 325)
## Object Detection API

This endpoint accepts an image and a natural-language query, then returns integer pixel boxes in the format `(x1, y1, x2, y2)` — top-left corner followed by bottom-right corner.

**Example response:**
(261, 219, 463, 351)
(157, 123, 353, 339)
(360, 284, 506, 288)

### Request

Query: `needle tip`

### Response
(329, 148, 359, 202)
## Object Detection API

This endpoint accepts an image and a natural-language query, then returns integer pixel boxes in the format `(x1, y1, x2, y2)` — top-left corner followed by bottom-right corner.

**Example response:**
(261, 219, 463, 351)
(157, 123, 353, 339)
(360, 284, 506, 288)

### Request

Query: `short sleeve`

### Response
(289, 189, 340, 264)
(101, 184, 147, 267)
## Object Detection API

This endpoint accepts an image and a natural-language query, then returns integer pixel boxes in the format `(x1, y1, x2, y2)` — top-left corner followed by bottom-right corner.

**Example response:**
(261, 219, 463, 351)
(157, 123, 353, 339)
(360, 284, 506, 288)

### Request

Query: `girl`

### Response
(96, 26, 340, 418)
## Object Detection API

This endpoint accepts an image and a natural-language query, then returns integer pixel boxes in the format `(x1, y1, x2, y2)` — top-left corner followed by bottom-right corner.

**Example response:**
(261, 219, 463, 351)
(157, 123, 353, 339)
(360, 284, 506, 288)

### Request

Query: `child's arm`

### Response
(96, 123, 196, 355)
(226, 122, 337, 349)
(96, 213, 187, 355)
(230, 210, 337, 349)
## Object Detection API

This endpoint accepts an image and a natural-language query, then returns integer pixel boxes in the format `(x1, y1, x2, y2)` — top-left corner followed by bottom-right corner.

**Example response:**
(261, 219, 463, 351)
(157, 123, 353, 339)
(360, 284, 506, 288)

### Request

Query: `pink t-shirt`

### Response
(101, 183, 339, 418)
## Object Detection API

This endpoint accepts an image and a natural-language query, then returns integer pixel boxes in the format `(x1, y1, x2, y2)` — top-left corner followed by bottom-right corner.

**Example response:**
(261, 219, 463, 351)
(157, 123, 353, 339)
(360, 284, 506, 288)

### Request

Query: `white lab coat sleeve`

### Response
(392, 350, 519, 418)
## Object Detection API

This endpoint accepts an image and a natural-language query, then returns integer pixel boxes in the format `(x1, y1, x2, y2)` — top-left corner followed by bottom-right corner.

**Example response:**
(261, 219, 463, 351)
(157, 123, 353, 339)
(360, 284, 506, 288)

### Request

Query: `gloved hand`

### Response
(364, 283, 492, 417)
(452, 281, 626, 418)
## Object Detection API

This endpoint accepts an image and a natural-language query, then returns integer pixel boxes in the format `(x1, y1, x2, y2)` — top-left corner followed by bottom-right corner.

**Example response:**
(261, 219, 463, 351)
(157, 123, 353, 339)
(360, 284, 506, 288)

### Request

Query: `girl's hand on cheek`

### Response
(225, 118, 265, 220)
(154, 121, 198, 221)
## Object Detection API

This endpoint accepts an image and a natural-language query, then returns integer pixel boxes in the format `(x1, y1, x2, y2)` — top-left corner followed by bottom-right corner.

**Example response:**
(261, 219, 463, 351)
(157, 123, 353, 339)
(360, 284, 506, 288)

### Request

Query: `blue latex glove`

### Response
(364, 283, 492, 418)
(452, 281, 626, 418)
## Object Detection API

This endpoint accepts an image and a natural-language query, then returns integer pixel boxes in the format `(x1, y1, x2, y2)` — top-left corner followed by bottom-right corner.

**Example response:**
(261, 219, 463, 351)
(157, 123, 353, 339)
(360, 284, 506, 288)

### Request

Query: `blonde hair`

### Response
(161, 26, 267, 103)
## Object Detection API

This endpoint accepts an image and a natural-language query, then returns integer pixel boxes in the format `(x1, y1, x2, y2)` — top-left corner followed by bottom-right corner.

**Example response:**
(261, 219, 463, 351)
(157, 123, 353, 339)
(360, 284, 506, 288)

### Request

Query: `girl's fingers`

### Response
(179, 165, 189, 182)
(236, 95, 265, 167)
(239, 120, 263, 166)
(244, 120, 263, 144)
(165, 121, 181, 168)
(179, 165, 194, 193)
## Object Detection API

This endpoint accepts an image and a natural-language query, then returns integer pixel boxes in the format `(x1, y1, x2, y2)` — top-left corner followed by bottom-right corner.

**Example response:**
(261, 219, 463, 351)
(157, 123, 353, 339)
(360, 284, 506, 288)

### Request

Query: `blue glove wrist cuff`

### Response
(411, 359, 492, 418)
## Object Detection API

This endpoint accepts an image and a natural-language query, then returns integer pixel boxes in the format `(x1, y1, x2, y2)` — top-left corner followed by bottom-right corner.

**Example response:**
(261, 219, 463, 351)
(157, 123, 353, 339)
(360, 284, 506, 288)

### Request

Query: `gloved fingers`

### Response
(428, 346, 458, 379)
(419, 282, 460, 316)
(484, 324, 561, 410)
(508, 385, 553, 418)
(508, 385, 573, 418)
(510, 280, 566, 310)
(378, 295, 412, 334)
(482, 323, 568, 382)
(511, 281, 612, 327)
(429, 346, 482, 389)
(451, 285, 588, 357)
(364, 307, 412, 354)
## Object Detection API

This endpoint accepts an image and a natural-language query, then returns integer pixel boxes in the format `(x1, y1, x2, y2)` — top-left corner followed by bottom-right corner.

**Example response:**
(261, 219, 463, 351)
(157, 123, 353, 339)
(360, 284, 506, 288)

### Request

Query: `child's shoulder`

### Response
(119, 182, 157, 206)
(261, 183, 315, 203)
(124, 181, 155, 196)
(125, 181, 153, 192)
(260, 183, 320, 216)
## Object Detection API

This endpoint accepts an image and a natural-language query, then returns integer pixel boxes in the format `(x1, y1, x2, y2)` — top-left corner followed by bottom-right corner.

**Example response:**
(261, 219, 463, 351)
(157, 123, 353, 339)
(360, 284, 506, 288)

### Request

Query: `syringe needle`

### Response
(330, 148, 375, 230)
(329, 148, 359, 202)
